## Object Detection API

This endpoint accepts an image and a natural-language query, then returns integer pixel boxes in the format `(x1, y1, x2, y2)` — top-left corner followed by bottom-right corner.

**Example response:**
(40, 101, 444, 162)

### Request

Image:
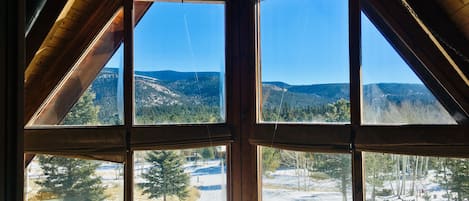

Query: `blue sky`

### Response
(107, 0, 422, 85)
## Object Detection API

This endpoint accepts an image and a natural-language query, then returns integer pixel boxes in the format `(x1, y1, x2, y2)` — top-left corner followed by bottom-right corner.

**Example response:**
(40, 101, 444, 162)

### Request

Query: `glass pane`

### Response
(25, 155, 124, 201)
(260, 146, 352, 201)
(361, 13, 456, 125)
(60, 46, 124, 126)
(259, 0, 350, 123)
(364, 152, 469, 201)
(134, 146, 227, 201)
(133, 2, 225, 125)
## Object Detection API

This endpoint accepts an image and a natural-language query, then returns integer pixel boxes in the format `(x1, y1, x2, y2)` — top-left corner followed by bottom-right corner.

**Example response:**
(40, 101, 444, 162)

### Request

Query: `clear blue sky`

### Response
(107, 0, 422, 85)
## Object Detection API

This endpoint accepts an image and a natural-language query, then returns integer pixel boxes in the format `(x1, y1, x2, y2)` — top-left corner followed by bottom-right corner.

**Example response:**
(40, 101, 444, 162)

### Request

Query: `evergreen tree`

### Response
(61, 89, 100, 125)
(36, 156, 107, 201)
(364, 153, 393, 200)
(200, 147, 215, 160)
(318, 99, 352, 201)
(315, 153, 351, 201)
(139, 150, 190, 201)
(438, 158, 469, 201)
(36, 89, 107, 201)
(262, 147, 281, 174)
(325, 98, 350, 123)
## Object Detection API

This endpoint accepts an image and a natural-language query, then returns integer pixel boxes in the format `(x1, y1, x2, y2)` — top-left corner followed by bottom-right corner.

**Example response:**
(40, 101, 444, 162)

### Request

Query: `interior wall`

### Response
(0, 0, 24, 200)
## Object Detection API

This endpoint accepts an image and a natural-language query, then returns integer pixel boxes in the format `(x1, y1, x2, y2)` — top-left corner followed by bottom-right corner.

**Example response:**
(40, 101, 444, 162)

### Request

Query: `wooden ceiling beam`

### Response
(362, 0, 469, 124)
(25, 0, 67, 67)
(407, 0, 469, 81)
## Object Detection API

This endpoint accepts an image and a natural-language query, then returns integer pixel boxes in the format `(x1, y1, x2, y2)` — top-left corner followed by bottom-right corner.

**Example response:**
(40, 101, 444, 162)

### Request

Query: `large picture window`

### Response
(22, 0, 469, 201)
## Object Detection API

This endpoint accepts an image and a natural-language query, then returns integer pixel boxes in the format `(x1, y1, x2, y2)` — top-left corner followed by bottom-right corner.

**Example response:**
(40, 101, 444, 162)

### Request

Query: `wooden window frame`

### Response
(23, 0, 469, 201)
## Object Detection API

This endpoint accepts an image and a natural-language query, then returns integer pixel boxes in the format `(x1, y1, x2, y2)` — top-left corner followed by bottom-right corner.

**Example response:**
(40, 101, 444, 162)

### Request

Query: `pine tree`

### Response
(437, 158, 469, 201)
(318, 99, 352, 201)
(36, 156, 107, 201)
(36, 89, 107, 201)
(139, 150, 190, 201)
(61, 89, 100, 125)
(262, 147, 281, 174)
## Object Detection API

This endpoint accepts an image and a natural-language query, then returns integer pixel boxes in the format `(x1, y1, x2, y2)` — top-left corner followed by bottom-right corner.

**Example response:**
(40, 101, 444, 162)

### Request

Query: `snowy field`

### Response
(26, 160, 227, 201)
(26, 161, 458, 201)
(262, 169, 352, 201)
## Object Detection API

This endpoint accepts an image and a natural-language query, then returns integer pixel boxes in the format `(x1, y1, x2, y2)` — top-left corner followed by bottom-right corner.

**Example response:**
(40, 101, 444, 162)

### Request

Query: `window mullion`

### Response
(123, 0, 134, 201)
(349, 0, 364, 200)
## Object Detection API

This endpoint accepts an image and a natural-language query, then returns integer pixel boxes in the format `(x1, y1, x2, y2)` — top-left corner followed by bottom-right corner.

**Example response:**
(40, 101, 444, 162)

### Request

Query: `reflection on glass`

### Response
(133, 2, 225, 125)
(25, 155, 124, 201)
(259, 0, 350, 123)
(364, 152, 469, 201)
(361, 13, 456, 125)
(134, 146, 227, 201)
(260, 146, 352, 201)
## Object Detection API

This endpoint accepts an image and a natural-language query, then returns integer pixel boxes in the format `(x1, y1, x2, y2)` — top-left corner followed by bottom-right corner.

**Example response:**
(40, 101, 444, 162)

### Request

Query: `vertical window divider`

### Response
(349, 0, 364, 200)
(124, 0, 134, 200)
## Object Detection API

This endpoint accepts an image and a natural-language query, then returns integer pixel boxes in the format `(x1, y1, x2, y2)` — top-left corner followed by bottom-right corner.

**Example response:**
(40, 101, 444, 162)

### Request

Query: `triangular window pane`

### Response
(61, 45, 124, 126)
(361, 14, 456, 125)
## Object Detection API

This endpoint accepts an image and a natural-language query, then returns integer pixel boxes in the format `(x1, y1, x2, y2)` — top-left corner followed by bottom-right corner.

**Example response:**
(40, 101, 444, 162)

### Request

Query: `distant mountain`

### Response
(89, 68, 441, 123)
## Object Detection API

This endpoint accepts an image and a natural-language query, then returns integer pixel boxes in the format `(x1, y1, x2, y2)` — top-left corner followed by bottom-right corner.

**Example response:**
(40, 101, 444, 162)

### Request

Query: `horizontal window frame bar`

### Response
(357, 145, 469, 158)
(355, 125, 469, 146)
(131, 124, 233, 149)
(251, 124, 352, 148)
(24, 127, 126, 153)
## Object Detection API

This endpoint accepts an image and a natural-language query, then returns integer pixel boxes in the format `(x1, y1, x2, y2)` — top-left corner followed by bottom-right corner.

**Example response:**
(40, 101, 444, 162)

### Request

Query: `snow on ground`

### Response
(27, 161, 458, 201)
(263, 189, 348, 201)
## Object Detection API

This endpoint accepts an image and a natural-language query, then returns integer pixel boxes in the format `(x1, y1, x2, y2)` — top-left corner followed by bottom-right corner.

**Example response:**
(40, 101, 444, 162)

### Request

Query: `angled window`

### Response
(133, 1, 226, 125)
(258, 0, 350, 124)
(361, 14, 456, 125)
(27, 7, 125, 127)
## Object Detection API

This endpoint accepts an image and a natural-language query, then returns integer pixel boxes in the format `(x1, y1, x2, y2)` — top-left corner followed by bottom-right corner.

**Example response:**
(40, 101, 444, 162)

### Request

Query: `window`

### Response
(363, 152, 469, 201)
(133, 1, 226, 125)
(259, 0, 349, 123)
(134, 146, 227, 201)
(260, 146, 352, 201)
(361, 14, 456, 125)
(26, 7, 125, 127)
(23, 0, 469, 201)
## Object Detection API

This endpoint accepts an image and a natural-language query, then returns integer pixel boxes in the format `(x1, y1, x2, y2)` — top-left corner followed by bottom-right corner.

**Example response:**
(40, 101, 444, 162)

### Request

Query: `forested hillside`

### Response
(80, 68, 454, 125)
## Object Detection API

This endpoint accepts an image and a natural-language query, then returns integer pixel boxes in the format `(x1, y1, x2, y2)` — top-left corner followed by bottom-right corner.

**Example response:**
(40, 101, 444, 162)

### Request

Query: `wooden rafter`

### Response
(408, 0, 469, 82)
(362, 0, 469, 124)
